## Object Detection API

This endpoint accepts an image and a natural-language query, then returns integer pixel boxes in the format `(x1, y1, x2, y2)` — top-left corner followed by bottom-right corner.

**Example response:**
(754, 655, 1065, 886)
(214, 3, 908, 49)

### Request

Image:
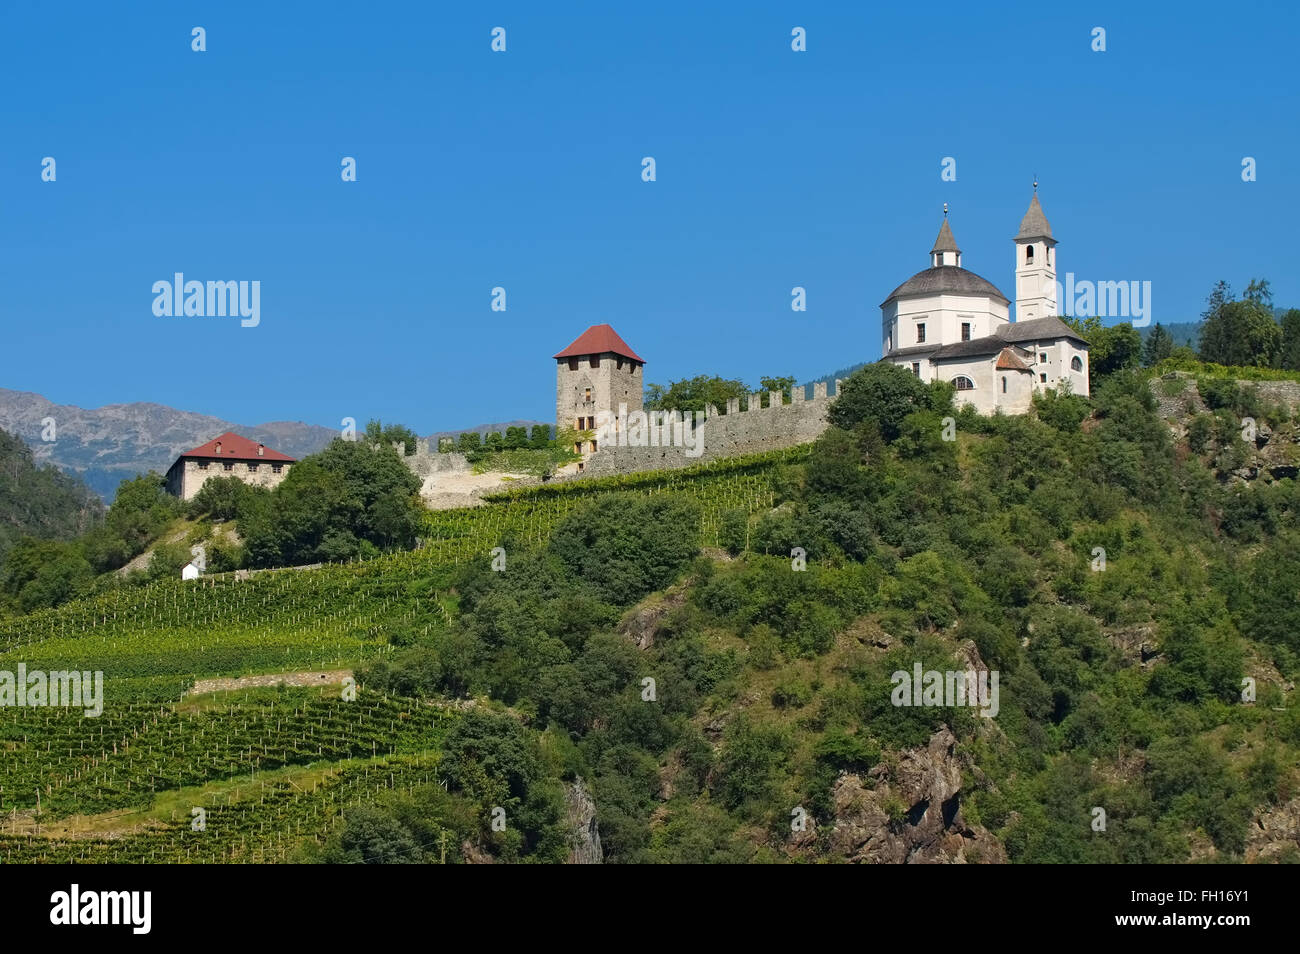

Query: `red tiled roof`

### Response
(554, 324, 645, 363)
(178, 432, 295, 462)
(995, 348, 1031, 371)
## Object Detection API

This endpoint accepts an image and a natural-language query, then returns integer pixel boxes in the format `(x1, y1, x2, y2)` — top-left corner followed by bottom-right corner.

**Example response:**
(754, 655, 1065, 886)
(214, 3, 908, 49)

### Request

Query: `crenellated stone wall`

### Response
(567, 380, 838, 479)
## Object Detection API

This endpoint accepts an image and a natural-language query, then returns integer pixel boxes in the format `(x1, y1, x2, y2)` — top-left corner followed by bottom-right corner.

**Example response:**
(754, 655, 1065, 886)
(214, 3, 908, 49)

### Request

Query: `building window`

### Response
(952, 375, 974, 390)
(590, 356, 600, 368)
(591, 439, 598, 452)
(568, 358, 579, 371)
(1001, 376, 1007, 394)
(248, 463, 258, 472)
(1071, 356, 1083, 372)
(272, 464, 283, 474)
(575, 442, 582, 454)
(911, 362, 921, 376)
(916, 323, 926, 343)
(584, 387, 592, 403)
(223, 462, 234, 471)
(197, 461, 209, 470)
(1026, 246, 1034, 263)
(1039, 353, 1047, 363)
(961, 322, 971, 341)
(1039, 373, 1047, 383)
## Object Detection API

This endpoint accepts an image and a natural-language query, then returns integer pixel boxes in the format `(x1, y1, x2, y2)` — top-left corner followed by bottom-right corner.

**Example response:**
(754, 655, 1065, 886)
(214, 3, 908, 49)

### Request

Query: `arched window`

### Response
(1026, 246, 1034, 263)
(1001, 376, 1007, 393)
(952, 375, 975, 391)
(1070, 356, 1083, 372)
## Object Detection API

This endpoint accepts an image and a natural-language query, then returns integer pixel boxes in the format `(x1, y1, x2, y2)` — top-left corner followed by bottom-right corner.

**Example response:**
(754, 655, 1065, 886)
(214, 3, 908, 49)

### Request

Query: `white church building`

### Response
(881, 190, 1089, 413)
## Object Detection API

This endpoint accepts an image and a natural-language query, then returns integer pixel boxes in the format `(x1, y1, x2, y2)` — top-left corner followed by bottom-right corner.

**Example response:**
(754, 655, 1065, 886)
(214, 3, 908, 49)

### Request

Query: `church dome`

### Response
(880, 265, 1009, 307)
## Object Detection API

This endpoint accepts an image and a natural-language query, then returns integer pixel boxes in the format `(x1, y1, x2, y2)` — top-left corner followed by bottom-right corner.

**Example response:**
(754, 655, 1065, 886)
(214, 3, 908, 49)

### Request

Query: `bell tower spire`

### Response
(1014, 183, 1058, 320)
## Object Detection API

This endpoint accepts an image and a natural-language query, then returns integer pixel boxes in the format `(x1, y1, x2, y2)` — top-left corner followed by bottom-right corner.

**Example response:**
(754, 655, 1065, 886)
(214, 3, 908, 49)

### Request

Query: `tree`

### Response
(365, 419, 419, 456)
(1142, 323, 1174, 366)
(827, 361, 939, 442)
(759, 375, 796, 406)
(643, 375, 749, 413)
(1063, 315, 1140, 387)
(504, 426, 528, 450)
(1197, 279, 1280, 367)
(528, 425, 551, 449)
(457, 432, 481, 455)
(1278, 309, 1300, 371)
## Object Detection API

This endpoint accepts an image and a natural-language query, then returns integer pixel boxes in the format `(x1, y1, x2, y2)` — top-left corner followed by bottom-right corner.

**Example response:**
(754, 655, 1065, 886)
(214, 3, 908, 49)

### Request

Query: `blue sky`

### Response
(2, 1, 1296, 434)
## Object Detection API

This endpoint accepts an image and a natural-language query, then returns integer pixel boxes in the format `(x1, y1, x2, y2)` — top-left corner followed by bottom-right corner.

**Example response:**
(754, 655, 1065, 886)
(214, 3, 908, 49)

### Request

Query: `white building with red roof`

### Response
(554, 323, 645, 456)
(165, 431, 296, 501)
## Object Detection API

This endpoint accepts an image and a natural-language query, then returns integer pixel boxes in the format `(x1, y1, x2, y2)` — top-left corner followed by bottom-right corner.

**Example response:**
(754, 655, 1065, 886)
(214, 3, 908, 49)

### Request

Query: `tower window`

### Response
(1026, 246, 1034, 263)
(590, 356, 600, 368)
(1001, 376, 1007, 394)
(961, 322, 971, 341)
(568, 358, 579, 371)
(584, 387, 591, 402)
(916, 323, 926, 343)
(1047, 247, 1052, 265)
(1071, 356, 1083, 372)
(952, 375, 974, 391)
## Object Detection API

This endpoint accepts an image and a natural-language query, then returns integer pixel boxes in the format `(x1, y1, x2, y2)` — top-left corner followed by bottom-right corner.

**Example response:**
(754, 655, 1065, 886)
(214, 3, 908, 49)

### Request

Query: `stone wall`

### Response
(568, 381, 837, 479)
(168, 457, 291, 500)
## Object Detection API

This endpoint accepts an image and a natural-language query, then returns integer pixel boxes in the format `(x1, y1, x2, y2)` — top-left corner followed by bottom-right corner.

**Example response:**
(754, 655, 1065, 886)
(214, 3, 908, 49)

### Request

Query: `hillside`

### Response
(0, 430, 103, 565)
(1, 367, 1298, 864)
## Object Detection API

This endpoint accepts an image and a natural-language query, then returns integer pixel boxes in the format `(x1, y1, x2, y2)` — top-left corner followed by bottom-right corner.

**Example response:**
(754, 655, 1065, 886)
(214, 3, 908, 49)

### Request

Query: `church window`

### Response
(952, 376, 974, 391)
(1001, 376, 1007, 394)
(1071, 356, 1083, 372)
(916, 323, 926, 343)
(1026, 246, 1034, 263)
(568, 358, 579, 371)
(961, 322, 971, 341)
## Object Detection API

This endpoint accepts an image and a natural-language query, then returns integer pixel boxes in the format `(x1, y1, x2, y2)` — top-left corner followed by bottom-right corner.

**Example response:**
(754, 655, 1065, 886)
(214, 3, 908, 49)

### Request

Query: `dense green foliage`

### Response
(0, 429, 102, 567)
(4, 353, 1299, 864)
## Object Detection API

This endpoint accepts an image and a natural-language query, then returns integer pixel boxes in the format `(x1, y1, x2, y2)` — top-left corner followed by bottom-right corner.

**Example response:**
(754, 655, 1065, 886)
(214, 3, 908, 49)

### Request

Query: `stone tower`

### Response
(554, 323, 645, 453)
(1014, 188, 1058, 321)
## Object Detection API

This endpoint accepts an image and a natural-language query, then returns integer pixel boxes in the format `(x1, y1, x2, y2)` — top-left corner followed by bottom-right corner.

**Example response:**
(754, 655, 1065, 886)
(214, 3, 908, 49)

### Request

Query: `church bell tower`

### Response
(1014, 182, 1058, 321)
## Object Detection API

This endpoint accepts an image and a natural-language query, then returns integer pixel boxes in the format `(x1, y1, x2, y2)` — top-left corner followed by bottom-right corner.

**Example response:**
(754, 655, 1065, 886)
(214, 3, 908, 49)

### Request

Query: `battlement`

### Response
(568, 379, 839, 479)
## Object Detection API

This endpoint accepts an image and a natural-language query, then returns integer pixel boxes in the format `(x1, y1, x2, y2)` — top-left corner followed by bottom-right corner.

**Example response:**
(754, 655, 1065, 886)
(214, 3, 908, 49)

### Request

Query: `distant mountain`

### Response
(0, 388, 338, 501)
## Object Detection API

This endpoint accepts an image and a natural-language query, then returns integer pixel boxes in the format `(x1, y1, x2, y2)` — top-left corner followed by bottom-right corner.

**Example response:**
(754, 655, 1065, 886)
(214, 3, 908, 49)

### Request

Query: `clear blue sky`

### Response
(3, 1, 1296, 433)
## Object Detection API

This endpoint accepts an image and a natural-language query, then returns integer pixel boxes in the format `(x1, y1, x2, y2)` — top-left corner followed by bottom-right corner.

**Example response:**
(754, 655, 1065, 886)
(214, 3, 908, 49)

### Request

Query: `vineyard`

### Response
(0, 446, 802, 862)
